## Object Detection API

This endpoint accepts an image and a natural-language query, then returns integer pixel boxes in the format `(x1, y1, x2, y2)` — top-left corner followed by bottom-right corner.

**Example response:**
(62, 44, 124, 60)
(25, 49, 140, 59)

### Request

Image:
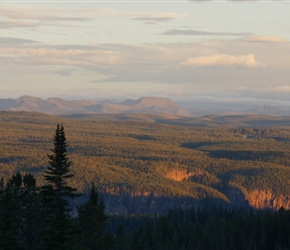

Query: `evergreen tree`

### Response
(0, 173, 42, 250)
(0, 174, 24, 250)
(44, 123, 76, 197)
(41, 124, 78, 250)
(21, 173, 41, 250)
(77, 183, 114, 250)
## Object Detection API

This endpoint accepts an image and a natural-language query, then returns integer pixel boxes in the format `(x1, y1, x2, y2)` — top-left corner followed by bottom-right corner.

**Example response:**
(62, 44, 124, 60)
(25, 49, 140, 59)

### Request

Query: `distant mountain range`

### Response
(244, 105, 287, 116)
(0, 95, 190, 116)
(0, 95, 289, 117)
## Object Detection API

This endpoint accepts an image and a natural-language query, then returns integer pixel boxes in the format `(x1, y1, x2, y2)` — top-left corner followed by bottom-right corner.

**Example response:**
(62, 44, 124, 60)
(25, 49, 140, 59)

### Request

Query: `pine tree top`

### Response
(43, 124, 77, 196)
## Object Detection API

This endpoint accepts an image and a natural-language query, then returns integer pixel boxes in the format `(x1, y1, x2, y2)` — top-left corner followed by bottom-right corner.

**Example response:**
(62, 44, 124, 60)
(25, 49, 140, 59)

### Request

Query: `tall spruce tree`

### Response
(41, 124, 78, 250)
(44, 123, 76, 196)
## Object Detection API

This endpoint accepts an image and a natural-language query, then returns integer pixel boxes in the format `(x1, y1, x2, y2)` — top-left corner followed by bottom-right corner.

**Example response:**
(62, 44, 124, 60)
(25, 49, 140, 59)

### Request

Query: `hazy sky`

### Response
(1, 1, 290, 103)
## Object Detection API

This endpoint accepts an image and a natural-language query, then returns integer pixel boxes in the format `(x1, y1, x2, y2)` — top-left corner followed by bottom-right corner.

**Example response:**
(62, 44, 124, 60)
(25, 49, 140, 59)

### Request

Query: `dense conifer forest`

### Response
(0, 124, 290, 250)
(111, 206, 290, 250)
(1, 111, 290, 212)
(1, 117, 290, 249)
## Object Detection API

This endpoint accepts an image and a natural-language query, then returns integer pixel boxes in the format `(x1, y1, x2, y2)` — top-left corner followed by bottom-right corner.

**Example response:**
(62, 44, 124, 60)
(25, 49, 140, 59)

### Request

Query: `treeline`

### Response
(2, 171, 290, 250)
(113, 206, 290, 250)
(0, 173, 114, 250)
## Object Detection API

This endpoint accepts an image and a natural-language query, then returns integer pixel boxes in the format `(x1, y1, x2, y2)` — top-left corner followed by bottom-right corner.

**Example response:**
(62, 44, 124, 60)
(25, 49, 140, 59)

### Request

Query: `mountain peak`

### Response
(116, 96, 190, 116)
(17, 95, 43, 102)
(137, 96, 171, 105)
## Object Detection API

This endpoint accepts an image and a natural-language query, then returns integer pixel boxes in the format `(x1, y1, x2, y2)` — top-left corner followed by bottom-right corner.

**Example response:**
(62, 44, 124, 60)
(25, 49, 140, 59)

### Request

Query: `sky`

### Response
(1, 1, 290, 105)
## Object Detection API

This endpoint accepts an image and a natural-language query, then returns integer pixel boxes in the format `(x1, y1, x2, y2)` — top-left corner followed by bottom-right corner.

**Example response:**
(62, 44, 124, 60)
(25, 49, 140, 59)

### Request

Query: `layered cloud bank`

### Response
(0, 2, 290, 102)
(181, 54, 259, 68)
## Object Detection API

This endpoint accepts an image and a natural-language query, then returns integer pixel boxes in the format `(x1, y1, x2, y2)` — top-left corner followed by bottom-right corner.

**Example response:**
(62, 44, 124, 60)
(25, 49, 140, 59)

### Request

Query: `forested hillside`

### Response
(1, 111, 290, 213)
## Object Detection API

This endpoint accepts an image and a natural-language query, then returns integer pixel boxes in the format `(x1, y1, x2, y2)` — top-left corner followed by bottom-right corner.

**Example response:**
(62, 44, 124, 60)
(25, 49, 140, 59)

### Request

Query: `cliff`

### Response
(247, 189, 290, 210)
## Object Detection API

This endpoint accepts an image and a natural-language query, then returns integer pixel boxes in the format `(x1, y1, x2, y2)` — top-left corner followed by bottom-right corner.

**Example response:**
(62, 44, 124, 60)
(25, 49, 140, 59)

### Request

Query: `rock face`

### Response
(166, 169, 196, 182)
(247, 189, 290, 210)
(216, 187, 290, 211)
(166, 169, 220, 186)
(213, 185, 290, 211)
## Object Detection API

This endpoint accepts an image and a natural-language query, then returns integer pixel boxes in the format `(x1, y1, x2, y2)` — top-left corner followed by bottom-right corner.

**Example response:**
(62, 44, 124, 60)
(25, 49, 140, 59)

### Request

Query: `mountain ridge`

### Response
(0, 95, 190, 116)
(1, 95, 290, 117)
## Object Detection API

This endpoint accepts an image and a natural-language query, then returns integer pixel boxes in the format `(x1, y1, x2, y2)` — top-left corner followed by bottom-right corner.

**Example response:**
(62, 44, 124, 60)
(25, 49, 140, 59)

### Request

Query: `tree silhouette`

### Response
(44, 123, 76, 195)
(77, 183, 114, 250)
(41, 124, 78, 250)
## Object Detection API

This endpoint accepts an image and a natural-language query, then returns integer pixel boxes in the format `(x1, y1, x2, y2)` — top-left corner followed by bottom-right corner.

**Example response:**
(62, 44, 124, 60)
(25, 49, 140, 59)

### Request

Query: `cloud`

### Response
(0, 6, 91, 22)
(0, 20, 38, 29)
(0, 37, 40, 44)
(239, 35, 288, 43)
(273, 85, 290, 92)
(144, 22, 158, 25)
(180, 54, 259, 68)
(188, 0, 284, 1)
(0, 48, 85, 57)
(0, 47, 122, 66)
(133, 17, 177, 22)
(0, 5, 185, 30)
(53, 69, 74, 76)
(237, 85, 290, 101)
(132, 13, 186, 22)
(0, 6, 96, 29)
(96, 10, 186, 21)
(239, 85, 290, 94)
(0, 40, 286, 90)
(10, 14, 91, 22)
(162, 29, 252, 36)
